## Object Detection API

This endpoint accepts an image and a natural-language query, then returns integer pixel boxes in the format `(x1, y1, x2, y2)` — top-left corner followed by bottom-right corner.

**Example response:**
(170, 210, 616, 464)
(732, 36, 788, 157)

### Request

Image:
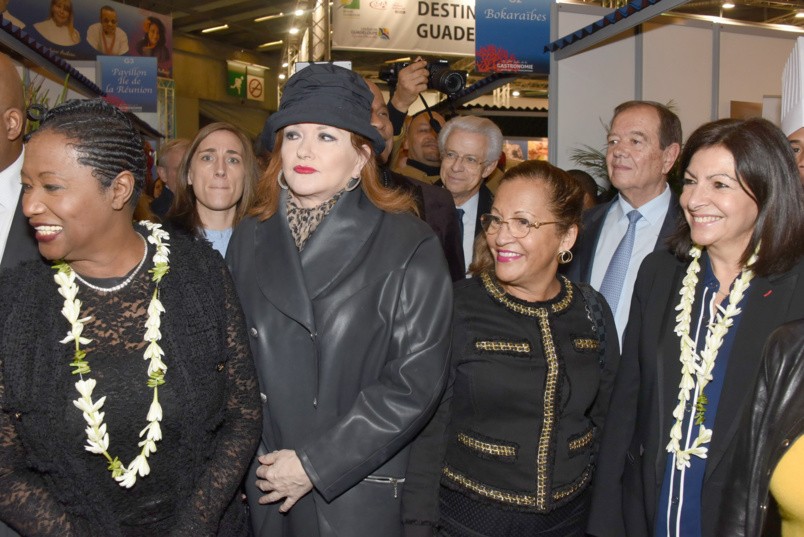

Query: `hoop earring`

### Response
(277, 170, 288, 190)
(557, 250, 573, 264)
(345, 176, 362, 191)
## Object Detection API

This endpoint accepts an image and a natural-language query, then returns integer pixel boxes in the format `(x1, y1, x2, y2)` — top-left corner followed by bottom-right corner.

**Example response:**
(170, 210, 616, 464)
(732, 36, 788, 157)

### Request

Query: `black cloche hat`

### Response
(261, 63, 385, 156)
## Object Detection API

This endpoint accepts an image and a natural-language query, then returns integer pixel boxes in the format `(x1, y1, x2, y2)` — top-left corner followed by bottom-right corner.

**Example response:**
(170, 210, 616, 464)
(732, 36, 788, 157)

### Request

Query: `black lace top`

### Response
(0, 226, 261, 536)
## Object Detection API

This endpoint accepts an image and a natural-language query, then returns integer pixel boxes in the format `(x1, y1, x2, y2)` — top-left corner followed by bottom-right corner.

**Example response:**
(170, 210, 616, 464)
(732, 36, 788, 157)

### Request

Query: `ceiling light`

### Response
(512, 91, 520, 97)
(721, 2, 735, 8)
(796, 10, 804, 18)
(279, 74, 286, 80)
(289, 27, 299, 34)
(201, 24, 229, 33)
(254, 13, 283, 22)
(282, 62, 289, 67)
(295, 9, 304, 16)
(258, 40, 283, 48)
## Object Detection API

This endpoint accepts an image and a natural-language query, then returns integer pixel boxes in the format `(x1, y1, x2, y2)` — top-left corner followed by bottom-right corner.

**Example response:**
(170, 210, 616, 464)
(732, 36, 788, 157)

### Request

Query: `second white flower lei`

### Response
(55, 221, 170, 488)
(666, 244, 757, 470)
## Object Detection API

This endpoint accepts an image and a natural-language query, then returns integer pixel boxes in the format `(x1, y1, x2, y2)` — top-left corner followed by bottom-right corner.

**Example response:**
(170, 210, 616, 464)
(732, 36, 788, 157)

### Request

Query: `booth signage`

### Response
(332, 0, 476, 55)
(475, 0, 551, 74)
(96, 55, 158, 113)
(6, 0, 173, 77)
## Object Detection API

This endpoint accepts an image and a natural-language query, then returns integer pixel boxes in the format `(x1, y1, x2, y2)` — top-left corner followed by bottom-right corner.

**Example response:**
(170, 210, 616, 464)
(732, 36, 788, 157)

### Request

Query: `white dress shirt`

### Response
(86, 24, 129, 55)
(0, 150, 24, 266)
(590, 184, 671, 344)
(457, 191, 479, 275)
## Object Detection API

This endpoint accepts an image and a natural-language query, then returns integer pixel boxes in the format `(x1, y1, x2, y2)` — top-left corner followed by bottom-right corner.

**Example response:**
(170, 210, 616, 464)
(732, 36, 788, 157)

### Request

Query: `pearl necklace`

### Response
(71, 233, 148, 293)
(54, 221, 171, 488)
(666, 244, 757, 470)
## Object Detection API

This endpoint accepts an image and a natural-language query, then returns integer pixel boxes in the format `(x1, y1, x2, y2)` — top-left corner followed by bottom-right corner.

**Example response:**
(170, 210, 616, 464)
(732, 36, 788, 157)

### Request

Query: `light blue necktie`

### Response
(599, 210, 642, 314)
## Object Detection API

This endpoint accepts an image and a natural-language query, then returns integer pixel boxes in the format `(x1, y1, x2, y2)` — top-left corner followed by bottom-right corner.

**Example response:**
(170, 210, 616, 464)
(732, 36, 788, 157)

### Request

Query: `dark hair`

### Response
(99, 5, 115, 15)
(567, 169, 599, 200)
(668, 117, 804, 276)
(167, 122, 258, 238)
(140, 17, 166, 48)
(26, 98, 146, 208)
(469, 160, 584, 275)
(251, 129, 417, 220)
(612, 101, 682, 150)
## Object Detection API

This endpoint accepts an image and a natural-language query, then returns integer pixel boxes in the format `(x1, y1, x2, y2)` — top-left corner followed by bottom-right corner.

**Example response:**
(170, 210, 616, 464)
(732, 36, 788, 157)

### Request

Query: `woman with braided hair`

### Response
(0, 99, 261, 536)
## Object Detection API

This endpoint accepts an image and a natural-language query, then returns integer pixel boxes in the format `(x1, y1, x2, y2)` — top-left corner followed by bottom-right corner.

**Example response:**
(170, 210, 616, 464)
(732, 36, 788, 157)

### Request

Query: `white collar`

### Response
(0, 149, 24, 211)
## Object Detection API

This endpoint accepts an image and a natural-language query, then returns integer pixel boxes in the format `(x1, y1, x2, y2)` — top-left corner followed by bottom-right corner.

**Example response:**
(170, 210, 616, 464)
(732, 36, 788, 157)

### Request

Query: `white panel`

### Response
(720, 31, 797, 120)
(554, 9, 636, 173)
(763, 96, 782, 126)
(642, 21, 713, 140)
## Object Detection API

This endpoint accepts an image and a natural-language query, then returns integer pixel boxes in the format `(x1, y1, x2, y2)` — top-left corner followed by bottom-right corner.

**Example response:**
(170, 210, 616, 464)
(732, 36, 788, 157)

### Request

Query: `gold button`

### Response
(217, 363, 224, 372)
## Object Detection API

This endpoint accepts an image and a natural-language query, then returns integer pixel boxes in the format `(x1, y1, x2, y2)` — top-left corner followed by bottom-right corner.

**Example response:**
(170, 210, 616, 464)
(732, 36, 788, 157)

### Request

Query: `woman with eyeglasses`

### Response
(402, 160, 621, 537)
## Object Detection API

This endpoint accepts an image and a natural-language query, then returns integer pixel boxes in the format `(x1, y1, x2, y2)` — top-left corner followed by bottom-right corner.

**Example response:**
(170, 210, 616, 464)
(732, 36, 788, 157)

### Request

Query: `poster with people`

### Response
(3, 0, 172, 77)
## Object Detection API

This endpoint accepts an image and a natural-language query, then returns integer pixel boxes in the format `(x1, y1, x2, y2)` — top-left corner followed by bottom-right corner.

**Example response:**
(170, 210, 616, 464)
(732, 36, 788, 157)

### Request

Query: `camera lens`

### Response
(429, 66, 466, 95)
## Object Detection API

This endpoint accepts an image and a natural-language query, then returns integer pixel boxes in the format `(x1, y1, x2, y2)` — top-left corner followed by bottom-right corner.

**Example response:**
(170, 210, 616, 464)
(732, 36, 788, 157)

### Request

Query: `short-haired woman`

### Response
(0, 99, 261, 536)
(587, 117, 804, 537)
(166, 122, 257, 257)
(402, 160, 620, 536)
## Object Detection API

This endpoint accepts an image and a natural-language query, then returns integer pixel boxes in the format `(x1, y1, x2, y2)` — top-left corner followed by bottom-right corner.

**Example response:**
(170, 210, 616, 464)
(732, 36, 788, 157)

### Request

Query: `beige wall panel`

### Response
(643, 21, 713, 138)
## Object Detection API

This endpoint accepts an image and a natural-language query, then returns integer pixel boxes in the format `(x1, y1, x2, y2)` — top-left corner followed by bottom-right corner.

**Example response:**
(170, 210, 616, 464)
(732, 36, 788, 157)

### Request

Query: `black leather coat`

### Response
(717, 320, 804, 537)
(226, 188, 453, 537)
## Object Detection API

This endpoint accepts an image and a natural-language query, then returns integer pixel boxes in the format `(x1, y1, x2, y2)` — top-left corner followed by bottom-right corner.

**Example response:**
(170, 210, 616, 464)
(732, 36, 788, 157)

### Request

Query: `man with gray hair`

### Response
(437, 116, 502, 273)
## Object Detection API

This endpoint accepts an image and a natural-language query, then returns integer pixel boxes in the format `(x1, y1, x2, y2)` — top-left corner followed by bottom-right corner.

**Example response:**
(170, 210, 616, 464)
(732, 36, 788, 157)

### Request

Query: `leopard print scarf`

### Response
(286, 189, 344, 251)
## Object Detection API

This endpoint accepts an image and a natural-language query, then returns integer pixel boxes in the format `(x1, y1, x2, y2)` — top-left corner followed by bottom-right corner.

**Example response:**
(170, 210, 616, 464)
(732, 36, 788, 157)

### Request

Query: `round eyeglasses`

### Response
(480, 214, 558, 238)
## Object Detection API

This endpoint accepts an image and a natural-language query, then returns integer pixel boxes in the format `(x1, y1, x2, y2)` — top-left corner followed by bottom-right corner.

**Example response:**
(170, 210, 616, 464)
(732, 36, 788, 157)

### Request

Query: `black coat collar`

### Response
(254, 189, 382, 333)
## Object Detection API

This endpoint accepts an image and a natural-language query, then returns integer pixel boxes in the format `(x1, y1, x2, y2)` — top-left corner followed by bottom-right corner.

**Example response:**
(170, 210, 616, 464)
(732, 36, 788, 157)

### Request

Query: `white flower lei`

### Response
(666, 243, 758, 470)
(54, 221, 170, 488)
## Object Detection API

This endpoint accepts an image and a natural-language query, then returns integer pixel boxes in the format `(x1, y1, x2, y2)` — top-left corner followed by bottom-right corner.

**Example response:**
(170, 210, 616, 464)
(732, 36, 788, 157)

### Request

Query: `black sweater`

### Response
(0, 225, 261, 536)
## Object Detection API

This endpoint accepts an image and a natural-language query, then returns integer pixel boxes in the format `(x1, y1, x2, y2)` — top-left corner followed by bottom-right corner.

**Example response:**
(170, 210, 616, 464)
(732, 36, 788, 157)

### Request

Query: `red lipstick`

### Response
(293, 166, 317, 174)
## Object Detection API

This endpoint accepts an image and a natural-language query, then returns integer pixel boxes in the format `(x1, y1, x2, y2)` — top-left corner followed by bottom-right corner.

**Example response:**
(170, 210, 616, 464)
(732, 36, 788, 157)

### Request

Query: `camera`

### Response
(379, 59, 467, 96)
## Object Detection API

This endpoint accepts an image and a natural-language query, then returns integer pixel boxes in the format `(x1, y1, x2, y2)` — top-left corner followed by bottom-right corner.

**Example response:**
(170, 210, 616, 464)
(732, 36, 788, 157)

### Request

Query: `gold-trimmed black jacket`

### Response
(402, 272, 620, 534)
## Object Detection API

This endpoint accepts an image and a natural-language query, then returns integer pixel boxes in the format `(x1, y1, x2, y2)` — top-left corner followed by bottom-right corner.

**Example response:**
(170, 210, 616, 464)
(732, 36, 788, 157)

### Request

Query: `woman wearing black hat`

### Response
(226, 63, 453, 537)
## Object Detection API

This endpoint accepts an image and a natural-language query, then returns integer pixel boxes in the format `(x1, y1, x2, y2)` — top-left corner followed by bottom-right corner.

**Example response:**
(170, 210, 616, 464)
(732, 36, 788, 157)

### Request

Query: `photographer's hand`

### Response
(390, 57, 428, 113)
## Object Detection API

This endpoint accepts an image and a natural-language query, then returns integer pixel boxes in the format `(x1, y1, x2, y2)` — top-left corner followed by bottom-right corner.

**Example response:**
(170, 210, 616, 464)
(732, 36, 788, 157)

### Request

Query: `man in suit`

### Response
(564, 101, 682, 343)
(0, 50, 36, 537)
(437, 116, 501, 274)
(0, 52, 39, 273)
(149, 138, 188, 218)
(364, 78, 465, 281)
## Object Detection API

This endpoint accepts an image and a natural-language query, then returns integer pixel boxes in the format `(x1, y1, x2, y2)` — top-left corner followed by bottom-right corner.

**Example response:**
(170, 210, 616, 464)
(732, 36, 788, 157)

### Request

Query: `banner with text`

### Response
(475, 0, 551, 74)
(5, 0, 173, 77)
(332, 0, 475, 55)
(97, 56, 158, 113)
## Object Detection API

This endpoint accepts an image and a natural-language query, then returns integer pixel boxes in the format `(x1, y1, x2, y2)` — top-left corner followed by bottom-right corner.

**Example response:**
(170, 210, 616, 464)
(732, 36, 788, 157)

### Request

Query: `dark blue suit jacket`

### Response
(1, 191, 40, 272)
(563, 191, 680, 284)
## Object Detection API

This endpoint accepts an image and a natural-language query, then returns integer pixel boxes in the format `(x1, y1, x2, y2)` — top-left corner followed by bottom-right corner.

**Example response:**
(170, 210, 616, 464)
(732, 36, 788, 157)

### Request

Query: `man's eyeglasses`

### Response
(441, 151, 487, 170)
(480, 214, 558, 238)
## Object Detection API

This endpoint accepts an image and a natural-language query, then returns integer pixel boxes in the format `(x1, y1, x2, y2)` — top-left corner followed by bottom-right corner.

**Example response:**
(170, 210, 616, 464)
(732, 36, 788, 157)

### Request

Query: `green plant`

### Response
(22, 74, 70, 134)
